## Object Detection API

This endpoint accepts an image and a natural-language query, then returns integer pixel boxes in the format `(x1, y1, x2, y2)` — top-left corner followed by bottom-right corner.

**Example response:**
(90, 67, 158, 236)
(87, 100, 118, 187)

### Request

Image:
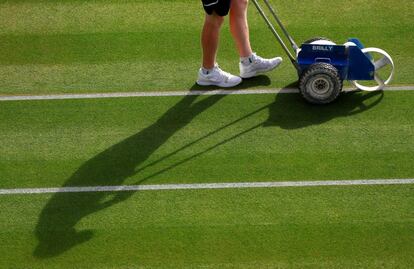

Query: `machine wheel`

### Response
(299, 63, 343, 104)
(350, 47, 395, 91)
(303, 37, 335, 44)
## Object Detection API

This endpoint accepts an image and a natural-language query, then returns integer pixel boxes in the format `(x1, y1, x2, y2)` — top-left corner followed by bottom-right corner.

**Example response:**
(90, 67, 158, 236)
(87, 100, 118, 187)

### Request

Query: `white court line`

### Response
(0, 88, 296, 101)
(1, 86, 414, 102)
(1, 179, 413, 195)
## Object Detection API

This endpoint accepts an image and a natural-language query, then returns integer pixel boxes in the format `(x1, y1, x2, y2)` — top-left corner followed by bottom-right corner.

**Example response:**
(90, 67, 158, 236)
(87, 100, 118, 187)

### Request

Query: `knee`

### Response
(233, 0, 249, 10)
(205, 14, 225, 28)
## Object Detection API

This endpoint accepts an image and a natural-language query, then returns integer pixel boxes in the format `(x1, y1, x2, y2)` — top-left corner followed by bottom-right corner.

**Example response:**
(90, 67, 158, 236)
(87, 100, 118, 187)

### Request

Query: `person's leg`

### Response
(198, 9, 242, 88)
(230, 0, 283, 78)
(201, 14, 224, 69)
(229, 0, 252, 58)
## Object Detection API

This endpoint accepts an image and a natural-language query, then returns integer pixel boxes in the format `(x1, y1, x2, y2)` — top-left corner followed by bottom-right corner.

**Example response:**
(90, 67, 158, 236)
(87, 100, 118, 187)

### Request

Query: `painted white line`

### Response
(0, 86, 413, 102)
(1, 179, 413, 195)
(0, 88, 297, 101)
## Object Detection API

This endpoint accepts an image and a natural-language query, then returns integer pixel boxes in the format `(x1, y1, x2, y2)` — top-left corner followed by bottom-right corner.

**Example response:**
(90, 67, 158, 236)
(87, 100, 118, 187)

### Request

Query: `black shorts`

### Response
(202, 0, 231, 17)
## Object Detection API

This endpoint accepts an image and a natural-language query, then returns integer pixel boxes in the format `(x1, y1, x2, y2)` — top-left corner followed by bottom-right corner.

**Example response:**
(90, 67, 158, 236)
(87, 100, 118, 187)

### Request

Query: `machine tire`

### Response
(299, 63, 343, 104)
(303, 37, 334, 44)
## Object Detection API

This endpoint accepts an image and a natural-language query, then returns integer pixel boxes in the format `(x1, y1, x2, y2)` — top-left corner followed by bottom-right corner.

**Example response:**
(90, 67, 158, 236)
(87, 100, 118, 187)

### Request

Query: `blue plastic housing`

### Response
(296, 38, 375, 81)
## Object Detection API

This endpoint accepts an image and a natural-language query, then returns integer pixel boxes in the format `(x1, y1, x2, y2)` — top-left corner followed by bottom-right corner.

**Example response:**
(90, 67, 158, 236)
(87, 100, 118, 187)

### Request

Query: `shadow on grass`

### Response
(189, 75, 271, 91)
(33, 76, 273, 258)
(33, 92, 226, 258)
(265, 89, 384, 129)
(33, 78, 383, 258)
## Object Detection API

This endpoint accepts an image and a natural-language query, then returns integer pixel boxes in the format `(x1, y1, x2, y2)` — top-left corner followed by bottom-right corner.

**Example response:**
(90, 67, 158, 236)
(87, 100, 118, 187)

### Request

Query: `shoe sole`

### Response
(196, 79, 242, 88)
(240, 60, 283, 79)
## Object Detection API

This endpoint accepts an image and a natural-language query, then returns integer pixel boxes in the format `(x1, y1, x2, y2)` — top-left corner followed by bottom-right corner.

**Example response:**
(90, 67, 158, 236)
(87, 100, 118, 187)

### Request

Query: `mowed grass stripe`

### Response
(1, 185, 413, 268)
(1, 1, 411, 35)
(0, 0, 412, 94)
(0, 1, 199, 35)
(1, 91, 413, 189)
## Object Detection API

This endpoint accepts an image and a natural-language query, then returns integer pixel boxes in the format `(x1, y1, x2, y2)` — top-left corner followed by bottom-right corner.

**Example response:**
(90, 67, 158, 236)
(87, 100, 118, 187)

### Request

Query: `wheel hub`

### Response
(311, 77, 330, 94)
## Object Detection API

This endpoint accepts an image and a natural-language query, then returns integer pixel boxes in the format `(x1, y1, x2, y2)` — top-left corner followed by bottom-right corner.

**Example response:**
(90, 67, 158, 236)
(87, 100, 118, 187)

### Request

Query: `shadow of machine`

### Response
(264, 89, 384, 129)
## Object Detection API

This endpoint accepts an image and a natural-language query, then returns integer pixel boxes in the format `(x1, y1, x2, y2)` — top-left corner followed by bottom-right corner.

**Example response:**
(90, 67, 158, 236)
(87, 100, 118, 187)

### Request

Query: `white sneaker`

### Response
(240, 53, 283, 78)
(197, 64, 242, 88)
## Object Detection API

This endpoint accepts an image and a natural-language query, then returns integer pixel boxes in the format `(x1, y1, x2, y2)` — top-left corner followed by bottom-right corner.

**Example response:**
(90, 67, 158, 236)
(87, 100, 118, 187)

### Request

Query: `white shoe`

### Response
(197, 64, 242, 88)
(240, 53, 283, 78)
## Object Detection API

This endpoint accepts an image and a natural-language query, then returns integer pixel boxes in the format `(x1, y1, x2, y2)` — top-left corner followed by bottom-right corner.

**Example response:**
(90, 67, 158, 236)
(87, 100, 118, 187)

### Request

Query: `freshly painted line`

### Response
(1, 179, 413, 195)
(1, 86, 413, 102)
(0, 89, 297, 101)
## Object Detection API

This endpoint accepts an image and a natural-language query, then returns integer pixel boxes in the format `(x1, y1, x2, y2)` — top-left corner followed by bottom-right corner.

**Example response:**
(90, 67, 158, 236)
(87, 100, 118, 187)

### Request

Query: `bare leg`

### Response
(230, 0, 253, 57)
(201, 14, 225, 69)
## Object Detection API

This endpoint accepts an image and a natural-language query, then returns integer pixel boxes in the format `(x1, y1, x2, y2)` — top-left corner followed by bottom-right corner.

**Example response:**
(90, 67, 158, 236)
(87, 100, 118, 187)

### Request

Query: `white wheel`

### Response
(351, 47, 395, 91)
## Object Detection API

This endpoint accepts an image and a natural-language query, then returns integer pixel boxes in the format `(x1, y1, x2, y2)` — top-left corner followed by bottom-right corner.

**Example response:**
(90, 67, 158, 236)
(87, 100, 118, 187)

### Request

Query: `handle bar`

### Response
(251, 0, 300, 70)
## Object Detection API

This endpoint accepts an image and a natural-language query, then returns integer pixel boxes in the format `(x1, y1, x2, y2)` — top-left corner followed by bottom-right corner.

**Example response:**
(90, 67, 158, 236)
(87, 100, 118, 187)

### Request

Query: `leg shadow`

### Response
(33, 93, 225, 258)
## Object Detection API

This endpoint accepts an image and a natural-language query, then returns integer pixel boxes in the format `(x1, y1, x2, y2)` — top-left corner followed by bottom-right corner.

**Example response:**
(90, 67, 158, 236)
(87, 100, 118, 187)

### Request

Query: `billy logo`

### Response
(312, 45, 334, 52)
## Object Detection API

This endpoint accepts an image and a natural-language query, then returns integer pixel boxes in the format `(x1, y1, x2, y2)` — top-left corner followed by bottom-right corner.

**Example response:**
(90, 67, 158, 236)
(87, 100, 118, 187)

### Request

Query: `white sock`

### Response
(202, 67, 214, 75)
(240, 54, 253, 65)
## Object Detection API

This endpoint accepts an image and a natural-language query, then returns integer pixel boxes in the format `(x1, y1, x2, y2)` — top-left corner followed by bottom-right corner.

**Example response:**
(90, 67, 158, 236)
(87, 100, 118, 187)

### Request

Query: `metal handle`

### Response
(262, 0, 299, 51)
(251, 0, 300, 70)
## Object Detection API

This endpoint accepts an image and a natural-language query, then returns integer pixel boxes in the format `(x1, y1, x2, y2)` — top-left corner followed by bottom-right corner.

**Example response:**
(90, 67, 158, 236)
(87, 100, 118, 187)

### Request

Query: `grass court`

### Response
(0, 0, 413, 268)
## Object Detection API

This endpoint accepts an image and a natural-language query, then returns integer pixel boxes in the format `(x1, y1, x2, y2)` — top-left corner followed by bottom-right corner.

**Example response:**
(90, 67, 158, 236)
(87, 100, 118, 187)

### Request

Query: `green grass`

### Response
(1, 1, 414, 267)
(1, 91, 413, 189)
(0, 0, 413, 95)
(1, 185, 413, 268)
(0, 91, 413, 267)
